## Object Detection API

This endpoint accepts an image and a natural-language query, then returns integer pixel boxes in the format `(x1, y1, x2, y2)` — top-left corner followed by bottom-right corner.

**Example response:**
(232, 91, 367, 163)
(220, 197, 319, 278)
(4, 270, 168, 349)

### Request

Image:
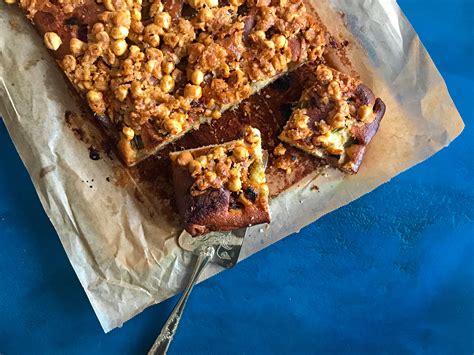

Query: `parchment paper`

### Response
(0, 0, 464, 332)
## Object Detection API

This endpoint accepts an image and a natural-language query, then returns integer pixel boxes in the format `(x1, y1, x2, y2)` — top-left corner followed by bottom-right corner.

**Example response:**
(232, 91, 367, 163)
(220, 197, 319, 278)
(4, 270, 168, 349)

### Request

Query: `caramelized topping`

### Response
(172, 127, 268, 209)
(279, 64, 379, 165)
(35, 0, 327, 164)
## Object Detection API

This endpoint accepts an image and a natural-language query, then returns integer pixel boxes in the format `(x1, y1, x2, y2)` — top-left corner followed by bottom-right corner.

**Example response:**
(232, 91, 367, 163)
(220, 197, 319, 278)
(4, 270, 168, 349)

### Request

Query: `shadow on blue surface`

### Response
(1, 0, 473, 353)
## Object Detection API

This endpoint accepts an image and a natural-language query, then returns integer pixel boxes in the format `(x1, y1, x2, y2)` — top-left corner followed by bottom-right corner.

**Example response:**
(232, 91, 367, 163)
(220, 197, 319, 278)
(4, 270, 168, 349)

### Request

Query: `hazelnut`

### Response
(230, 167, 240, 177)
(204, 171, 217, 183)
(358, 105, 375, 123)
(160, 75, 175, 93)
(111, 39, 128, 56)
(272, 34, 287, 49)
(338, 101, 350, 116)
(70, 38, 87, 56)
(144, 24, 161, 47)
(196, 155, 208, 168)
(188, 160, 202, 176)
(95, 31, 110, 44)
(146, 48, 164, 60)
(184, 84, 202, 100)
(62, 55, 76, 72)
(103, 0, 115, 11)
(233, 146, 249, 161)
(94, 77, 108, 92)
(131, 8, 142, 21)
(331, 114, 346, 129)
(145, 59, 158, 73)
(294, 113, 309, 129)
(86, 90, 106, 114)
(162, 61, 175, 74)
(115, 85, 129, 101)
(87, 90, 102, 103)
(177, 151, 194, 166)
(156, 104, 170, 119)
(211, 110, 222, 120)
(254, 30, 266, 41)
(264, 40, 275, 50)
(228, 177, 242, 192)
(44, 32, 62, 51)
(92, 23, 105, 34)
(190, 69, 204, 85)
(328, 81, 342, 100)
(205, 0, 218, 7)
(131, 81, 145, 98)
(213, 147, 226, 160)
(170, 112, 188, 124)
(271, 54, 287, 72)
(244, 127, 261, 144)
(122, 126, 135, 141)
(128, 45, 141, 57)
(111, 26, 129, 40)
(98, 11, 112, 22)
(149, 0, 164, 17)
(198, 7, 212, 22)
(154, 12, 171, 30)
(249, 165, 266, 184)
(163, 118, 182, 135)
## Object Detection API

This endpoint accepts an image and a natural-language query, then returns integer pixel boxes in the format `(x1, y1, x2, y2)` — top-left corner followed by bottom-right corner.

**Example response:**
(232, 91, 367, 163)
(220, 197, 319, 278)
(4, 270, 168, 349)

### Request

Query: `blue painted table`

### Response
(1, 1, 473, 353)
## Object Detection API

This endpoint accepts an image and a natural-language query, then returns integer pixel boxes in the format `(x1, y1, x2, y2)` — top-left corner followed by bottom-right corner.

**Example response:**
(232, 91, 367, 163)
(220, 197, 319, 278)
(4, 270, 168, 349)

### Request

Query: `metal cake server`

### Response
(148, 227, 248, 355)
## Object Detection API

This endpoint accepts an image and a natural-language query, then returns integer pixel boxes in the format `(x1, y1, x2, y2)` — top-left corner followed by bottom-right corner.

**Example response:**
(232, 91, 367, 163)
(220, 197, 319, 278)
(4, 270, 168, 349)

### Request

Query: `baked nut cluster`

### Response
(279, 64, 380, 172)
(172, 127, 268, 205)
(17, 0, 326, 165)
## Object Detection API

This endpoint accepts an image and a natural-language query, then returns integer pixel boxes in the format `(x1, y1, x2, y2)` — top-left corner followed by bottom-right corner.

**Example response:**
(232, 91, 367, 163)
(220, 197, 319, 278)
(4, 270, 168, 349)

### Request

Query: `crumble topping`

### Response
(171, 126, 268, 208)
(16, 0, 327, 164)
(279, 64, 377, 158)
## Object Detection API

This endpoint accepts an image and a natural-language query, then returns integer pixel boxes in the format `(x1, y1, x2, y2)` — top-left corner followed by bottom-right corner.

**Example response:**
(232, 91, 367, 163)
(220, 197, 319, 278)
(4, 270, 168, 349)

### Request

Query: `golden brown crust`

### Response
(170, 127, 270, 236)
(279, 64, 385, 173)
(15, 0, 327, 166)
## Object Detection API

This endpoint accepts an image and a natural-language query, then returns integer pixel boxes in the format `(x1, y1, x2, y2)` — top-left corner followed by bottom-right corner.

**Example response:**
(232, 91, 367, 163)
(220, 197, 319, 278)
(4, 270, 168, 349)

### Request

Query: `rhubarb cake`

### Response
(11, 0, 327, 165)
(279, 64, 386, 172)
(170, 126, 270, 235)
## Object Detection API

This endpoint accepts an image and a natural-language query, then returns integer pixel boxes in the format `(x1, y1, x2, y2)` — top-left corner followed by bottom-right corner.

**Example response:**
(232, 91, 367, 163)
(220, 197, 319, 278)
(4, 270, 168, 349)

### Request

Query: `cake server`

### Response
(148, 227, 248, 355)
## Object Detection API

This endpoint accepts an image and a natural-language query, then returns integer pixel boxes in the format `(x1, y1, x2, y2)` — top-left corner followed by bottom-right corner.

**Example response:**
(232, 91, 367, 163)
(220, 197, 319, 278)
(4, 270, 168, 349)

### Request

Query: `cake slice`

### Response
(279, 65, 386, 173)
(11, 0, 327, 166)
(170, 127, 270, 236)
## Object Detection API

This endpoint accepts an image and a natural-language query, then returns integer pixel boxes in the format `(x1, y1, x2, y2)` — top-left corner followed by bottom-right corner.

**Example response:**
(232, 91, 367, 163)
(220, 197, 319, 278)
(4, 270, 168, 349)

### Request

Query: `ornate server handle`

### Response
(148, 246, 215, 355)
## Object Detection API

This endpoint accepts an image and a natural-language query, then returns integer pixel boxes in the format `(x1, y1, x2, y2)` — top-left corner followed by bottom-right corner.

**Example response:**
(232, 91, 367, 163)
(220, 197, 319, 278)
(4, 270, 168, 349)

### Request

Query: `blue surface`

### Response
(1, 0, 473, 353)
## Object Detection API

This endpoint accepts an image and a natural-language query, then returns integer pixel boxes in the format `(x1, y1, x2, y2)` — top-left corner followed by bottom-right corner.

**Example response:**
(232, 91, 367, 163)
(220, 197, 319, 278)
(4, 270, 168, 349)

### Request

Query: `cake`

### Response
(170, 126, 270, 235)
(279, 64, 386, 172)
